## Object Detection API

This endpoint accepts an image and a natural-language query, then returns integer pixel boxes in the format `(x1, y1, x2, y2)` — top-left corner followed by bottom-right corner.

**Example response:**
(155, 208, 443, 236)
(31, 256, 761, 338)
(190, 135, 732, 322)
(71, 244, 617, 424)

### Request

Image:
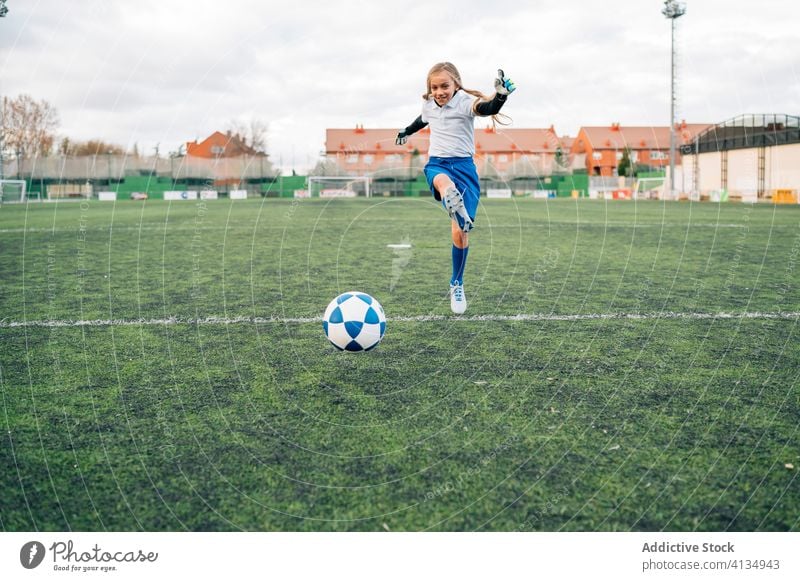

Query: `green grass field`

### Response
(1, 197, 798, 531)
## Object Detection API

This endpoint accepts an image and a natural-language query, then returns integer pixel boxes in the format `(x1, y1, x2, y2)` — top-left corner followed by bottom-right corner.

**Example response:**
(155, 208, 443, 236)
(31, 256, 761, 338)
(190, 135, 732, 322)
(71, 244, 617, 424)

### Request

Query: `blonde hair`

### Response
(423, 62, 510, 127)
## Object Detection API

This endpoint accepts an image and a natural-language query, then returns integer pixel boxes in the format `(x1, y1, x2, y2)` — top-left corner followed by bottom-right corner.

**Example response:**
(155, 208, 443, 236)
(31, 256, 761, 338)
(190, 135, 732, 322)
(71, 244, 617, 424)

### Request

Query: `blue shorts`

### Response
(424, 156, 480, 228)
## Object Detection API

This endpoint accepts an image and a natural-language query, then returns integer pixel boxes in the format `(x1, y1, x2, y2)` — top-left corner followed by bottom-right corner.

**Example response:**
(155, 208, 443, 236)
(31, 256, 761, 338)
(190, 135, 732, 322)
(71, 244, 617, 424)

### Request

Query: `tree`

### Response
(618, 147, 634, 178)
(57, 138, 125, 156)
(58, 137, 72, 155)
(227, 117, 268, 154)
(74, 140, 125, 156)
(309, 156, 340, 176)
(554, 145, 570, 172)
(1, 94, 60, 157)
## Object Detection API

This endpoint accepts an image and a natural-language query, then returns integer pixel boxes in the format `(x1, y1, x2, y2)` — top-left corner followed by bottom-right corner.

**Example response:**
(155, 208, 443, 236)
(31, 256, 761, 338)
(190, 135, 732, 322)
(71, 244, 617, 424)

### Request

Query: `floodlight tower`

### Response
(662, 0, 686, 199)
(0, 106, 4, 180)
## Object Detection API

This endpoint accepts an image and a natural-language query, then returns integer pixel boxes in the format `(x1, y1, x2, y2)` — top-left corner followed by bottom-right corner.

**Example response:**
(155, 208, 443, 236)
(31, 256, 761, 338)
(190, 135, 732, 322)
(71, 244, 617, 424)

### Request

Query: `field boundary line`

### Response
(1, 311, 798, 328)
(0, 222, 762, 235)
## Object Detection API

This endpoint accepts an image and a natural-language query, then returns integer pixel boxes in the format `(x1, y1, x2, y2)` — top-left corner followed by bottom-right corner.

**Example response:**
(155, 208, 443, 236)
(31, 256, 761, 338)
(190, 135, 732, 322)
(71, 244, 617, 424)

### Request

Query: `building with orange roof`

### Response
(325, 125, 568, 177)
(473, 125, 566, 176)
(179, 131, 272, 188)
(186, 131, 265, 158)
(570, 122, 710, 176)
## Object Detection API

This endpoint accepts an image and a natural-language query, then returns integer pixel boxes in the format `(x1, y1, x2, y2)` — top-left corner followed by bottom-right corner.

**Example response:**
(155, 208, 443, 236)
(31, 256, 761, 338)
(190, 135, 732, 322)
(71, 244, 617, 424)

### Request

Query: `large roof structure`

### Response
(680, 114, 800, 154)
(574, 123, 708, 151)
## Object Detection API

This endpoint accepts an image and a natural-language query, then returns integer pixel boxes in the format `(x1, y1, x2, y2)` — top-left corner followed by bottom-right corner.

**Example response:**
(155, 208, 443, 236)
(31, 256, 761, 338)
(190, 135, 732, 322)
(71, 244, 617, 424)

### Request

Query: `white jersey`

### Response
(421, 90, 478, 158)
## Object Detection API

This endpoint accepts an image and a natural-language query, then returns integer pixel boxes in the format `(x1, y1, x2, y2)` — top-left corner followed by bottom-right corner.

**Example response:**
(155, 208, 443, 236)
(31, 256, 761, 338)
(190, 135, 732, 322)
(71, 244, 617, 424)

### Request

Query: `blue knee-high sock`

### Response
(451, 245, 469, 286)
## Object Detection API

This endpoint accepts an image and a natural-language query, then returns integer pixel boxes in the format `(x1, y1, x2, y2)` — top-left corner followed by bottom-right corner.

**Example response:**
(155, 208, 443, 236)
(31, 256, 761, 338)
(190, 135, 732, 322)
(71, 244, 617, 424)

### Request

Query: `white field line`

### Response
(1, 311, 798, 329)
(0, 222, 757, 235)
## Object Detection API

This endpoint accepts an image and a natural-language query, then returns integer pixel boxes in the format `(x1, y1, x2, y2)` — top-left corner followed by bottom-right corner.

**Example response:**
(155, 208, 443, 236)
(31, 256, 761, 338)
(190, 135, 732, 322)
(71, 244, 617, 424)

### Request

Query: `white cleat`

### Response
(450, 283, 468, 314)
(443, 186, 473, 232)
(459, 211, 474, 232)
(443, 186, 465, 219)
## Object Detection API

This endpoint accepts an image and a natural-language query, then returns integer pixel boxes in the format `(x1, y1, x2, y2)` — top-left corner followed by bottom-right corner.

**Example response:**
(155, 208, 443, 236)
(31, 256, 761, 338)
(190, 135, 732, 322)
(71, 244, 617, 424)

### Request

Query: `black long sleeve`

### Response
(475, 92, 508, 116)
(403, 116, 428, 136)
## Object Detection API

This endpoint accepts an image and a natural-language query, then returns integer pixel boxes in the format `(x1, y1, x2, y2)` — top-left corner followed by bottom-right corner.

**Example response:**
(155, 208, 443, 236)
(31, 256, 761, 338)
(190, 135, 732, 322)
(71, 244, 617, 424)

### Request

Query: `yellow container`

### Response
(773, 189, 798, 204)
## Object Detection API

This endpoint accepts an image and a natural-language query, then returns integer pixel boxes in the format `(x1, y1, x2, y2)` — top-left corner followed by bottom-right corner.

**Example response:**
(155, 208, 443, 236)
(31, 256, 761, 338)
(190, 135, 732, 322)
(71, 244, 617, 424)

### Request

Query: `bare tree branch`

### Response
(1, 94, 60, 157)
(58, 138, 125, 156)
(227, 117, 268, 154)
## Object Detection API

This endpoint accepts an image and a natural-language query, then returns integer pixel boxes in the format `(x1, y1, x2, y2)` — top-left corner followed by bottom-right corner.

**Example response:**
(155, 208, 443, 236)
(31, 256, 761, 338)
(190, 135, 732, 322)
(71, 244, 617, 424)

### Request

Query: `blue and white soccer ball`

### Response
(322, 291, 386, 352)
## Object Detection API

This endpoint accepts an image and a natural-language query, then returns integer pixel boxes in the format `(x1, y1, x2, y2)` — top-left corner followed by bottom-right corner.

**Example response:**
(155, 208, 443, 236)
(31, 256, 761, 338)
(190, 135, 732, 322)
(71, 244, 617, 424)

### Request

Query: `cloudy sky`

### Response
(2, 0, 798, 173)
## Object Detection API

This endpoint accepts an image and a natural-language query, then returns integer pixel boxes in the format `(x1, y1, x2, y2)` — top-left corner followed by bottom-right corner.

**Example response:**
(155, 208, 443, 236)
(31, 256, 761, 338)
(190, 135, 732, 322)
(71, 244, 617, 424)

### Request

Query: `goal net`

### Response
(633, 177, 666, 200)
(0, 179, 27, 203)
(307, 176, 371, 198)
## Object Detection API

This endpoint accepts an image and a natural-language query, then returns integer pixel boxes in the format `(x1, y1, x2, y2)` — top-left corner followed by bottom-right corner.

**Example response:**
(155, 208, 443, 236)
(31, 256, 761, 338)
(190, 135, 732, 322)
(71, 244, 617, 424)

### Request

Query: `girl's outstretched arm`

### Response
(396, 116, 428, 145)
(475, 69, 516, 116)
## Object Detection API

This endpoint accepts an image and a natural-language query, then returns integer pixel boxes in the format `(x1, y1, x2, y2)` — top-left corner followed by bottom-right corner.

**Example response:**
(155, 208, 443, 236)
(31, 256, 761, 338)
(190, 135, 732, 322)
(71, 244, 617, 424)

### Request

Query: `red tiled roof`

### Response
(577, 124, 711, 150)
(474, 127, 562, 153)
(326, 128, 427, 154)
(326, 127, 565, 154)
(186, 131, 260, 158)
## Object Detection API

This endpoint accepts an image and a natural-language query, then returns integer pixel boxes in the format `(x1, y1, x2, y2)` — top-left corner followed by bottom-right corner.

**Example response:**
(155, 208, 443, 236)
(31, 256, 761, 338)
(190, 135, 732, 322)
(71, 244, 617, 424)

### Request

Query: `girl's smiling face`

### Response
(428, 71, 457, 106)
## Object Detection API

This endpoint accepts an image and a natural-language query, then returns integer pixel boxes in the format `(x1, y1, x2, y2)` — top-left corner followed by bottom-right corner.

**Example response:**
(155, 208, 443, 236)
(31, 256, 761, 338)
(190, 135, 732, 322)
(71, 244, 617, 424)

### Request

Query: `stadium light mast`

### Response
(662, 0, 686, 199)
(0, 104, 4, 180)
(1, 3, 12, 178)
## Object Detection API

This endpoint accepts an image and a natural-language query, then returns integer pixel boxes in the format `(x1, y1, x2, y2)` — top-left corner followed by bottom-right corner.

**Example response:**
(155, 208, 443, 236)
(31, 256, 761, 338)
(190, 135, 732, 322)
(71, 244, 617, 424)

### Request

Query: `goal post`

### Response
(0, 179, 27, 203)
(633, 177, 666, 200)
(307, 176, 371, 198)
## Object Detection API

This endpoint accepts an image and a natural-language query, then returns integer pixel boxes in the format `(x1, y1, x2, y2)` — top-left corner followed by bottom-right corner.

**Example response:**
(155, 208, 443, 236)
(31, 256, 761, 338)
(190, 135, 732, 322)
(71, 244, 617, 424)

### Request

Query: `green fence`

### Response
(19, 173, 596, 200)
(555, 174, 589, 197)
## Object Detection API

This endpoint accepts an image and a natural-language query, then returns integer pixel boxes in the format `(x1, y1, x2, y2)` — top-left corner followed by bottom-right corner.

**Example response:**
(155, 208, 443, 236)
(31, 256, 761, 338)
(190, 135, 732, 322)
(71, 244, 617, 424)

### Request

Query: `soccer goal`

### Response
(0, 179, 27, 203)
(307, 176, 371, 198)
(633, 177, 666, 200)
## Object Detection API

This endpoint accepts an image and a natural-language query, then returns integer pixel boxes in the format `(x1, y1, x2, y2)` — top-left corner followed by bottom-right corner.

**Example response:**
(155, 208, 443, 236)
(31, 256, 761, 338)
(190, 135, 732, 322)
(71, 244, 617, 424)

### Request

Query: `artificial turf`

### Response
(1, 197, 798, 531)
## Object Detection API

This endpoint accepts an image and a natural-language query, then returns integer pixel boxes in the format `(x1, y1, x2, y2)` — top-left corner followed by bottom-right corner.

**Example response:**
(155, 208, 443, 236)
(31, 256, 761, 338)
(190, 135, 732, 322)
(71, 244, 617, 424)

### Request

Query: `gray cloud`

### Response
(2, 0, 798, 172)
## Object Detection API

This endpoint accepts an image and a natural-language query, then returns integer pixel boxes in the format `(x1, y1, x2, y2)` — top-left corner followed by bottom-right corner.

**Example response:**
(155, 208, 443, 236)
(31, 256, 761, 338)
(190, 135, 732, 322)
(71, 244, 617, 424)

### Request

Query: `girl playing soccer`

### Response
(396, 62, 515, 314)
